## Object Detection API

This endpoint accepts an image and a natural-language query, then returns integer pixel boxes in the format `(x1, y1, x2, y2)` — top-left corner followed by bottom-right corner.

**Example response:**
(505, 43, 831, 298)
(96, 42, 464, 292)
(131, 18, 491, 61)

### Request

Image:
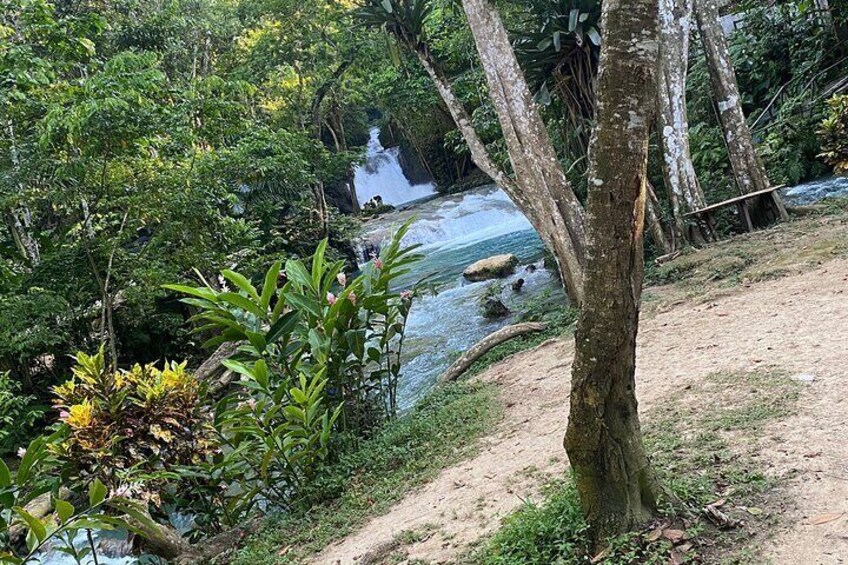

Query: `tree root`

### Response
(439, 322, 548, 383)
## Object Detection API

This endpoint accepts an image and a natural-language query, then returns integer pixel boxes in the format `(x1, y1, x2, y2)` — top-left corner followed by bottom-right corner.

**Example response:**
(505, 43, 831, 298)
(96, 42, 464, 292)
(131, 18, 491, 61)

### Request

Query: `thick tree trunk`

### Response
(460, 0, 587, 306)
(694, 0, 789, 221)
(658, 0, 709, 246)
(414, 46, 586, 305)
(564, 0, 663, 547)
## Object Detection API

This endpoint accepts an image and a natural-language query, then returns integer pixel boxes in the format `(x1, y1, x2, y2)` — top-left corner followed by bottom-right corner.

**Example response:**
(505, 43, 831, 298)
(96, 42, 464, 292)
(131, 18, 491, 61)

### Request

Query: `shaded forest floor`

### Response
(263, 210, 848, 564)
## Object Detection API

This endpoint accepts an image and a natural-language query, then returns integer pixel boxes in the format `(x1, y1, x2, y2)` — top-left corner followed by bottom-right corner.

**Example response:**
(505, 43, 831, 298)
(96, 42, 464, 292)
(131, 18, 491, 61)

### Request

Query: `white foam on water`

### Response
(353, 128, 437, 207)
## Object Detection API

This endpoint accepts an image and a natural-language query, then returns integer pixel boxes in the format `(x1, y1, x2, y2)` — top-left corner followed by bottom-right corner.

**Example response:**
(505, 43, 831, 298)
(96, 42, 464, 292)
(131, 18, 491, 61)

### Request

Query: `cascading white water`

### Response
(353, 127, 437, 207)
(781, 175, 848, 206)
(357, 184, 559, 407)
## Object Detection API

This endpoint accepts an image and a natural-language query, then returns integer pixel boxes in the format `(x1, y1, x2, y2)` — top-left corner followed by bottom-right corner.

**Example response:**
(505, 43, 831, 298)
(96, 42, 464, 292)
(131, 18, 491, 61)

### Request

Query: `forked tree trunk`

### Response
(694, 0, 789, 220)
(414, 45, 586, 306)
(564, 0, 663, 547)
(658, 0, 709, 247)
(460, 0, 587, 306)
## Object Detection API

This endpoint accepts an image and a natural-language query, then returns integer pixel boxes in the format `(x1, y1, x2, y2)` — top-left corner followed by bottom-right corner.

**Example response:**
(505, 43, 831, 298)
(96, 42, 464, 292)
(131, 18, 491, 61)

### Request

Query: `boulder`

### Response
(463, 254, 519, 282)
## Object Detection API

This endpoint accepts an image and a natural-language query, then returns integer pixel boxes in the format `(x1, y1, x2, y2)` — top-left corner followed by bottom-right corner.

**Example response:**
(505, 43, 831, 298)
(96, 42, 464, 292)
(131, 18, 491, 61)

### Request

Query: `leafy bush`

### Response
(51, 348, 216, 495)
(162, 227, 423, 525)
(0, 372, 44, 456)
(1, 434, 152, 565)
(819, 95, 848, 175)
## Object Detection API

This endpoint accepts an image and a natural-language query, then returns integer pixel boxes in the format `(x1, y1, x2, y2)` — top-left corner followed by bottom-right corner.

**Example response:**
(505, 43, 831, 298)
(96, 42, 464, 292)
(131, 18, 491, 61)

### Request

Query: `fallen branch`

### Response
(439, 322, 548, 384)
(124, 505, 262, 564)
(194, 342, 239, 396)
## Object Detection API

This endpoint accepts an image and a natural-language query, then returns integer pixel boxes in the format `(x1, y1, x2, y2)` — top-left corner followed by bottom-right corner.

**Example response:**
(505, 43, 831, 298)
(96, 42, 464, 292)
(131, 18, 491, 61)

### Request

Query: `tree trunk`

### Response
(5, 120, 41, 266)
(414, 46, 586, 305)
(563, 0, 663, 547)
(459, 0, 587, 306)
(645, 182, 673, 254)
(658, 0, 710, 246)
(694, 0, 789, 221)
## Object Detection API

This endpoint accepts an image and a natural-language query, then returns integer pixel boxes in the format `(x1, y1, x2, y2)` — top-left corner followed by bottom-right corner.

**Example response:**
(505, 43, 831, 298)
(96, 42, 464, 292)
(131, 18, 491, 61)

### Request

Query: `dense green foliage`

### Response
(232, 380, 500, 565)
(820, 94, 848, 174)
(1, 0, 844, 560)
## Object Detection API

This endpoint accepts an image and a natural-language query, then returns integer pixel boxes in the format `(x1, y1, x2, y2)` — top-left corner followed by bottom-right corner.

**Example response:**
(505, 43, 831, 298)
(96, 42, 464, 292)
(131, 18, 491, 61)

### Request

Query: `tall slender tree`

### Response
(459, 0, 587, 305)
(658, 0, 709, 246)
(563, 0, 664, 545)
(694, 0, 789, 220)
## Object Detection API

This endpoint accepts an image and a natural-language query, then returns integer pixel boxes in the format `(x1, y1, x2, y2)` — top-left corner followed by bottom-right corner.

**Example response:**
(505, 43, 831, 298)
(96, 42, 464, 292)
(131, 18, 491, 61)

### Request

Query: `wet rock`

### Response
(481, 298, 511, 319)
(463, 254, 519, 282)
(511, 278, 525, 293)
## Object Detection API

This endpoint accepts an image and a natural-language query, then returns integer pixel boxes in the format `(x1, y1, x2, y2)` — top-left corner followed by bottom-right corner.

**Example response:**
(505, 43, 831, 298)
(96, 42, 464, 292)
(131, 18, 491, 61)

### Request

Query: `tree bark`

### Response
(459, 0, 587, 306)
(439, 322, 548, 384)
(563, 0, 663, 547)
(414, 46, 586, 305)
(645, 182, 673, 254)
(657, 0, 709, 246)
(4, 120, 41, 266)
(694, 0, 789, 221)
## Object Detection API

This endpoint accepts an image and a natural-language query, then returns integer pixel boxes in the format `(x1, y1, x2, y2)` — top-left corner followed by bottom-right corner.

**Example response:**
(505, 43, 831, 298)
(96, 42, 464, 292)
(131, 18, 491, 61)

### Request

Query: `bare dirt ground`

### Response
(314, 255, 848, 564)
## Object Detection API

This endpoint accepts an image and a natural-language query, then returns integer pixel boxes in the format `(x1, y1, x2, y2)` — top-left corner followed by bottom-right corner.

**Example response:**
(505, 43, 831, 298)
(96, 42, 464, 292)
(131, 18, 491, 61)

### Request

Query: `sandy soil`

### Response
(313, 258, 848, 564)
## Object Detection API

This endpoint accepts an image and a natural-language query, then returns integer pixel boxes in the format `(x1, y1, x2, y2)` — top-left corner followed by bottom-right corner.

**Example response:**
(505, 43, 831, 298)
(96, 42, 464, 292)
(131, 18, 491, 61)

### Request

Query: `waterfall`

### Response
(356, 185, 533, 264)
(353, 127, 437, 207)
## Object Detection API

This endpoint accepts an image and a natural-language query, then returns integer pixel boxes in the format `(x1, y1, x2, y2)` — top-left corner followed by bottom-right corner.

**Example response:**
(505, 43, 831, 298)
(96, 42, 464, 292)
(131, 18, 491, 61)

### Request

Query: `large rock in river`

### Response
(463, 254, 519, 282)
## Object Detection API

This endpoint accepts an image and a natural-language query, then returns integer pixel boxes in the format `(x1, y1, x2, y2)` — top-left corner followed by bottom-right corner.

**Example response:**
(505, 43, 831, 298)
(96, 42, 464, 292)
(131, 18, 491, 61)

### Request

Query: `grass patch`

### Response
(462, 370, 800, 565)
(232, 381, 501, 565)
(644, 209, 848, 300)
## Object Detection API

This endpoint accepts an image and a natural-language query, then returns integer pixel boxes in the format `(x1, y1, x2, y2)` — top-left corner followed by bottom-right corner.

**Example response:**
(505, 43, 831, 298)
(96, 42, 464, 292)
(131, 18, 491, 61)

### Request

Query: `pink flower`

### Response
(373, 258, 384, 270)
(326, 292, 337, 305)
(337, 272, 347, 287)
(17, 447, 26, 459)
(348, 292, 357, 305)
(59, 410, 70, 421)
(400, 290, 412, 301)
(247, 398, 257, 409)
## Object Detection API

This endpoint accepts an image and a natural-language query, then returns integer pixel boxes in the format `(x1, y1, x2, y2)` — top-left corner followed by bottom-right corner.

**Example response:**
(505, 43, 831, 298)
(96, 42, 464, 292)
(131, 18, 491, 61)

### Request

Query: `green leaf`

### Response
(55, 499, 74, 523)
(218, 292, 266, 319)
(12, 507, 46, 543)
(162, 284, 217, 302)
(252, 359, 270, 389)
(246, 331, 267, 353)
(266, 311, 299, 344)
(284, 292, 322, 319)
(0, 459, 10, 488)
(222, 270, 259, 300)
(89, 478, 107, 507)
(285, 259, 315, 292)
(260, 261, 282, 310)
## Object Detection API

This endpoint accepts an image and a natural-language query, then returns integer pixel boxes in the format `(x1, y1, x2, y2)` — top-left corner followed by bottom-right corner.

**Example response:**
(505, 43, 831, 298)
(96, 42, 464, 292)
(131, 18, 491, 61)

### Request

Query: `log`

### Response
(439, 322, 548, 384)
(194, 342, 239, 396)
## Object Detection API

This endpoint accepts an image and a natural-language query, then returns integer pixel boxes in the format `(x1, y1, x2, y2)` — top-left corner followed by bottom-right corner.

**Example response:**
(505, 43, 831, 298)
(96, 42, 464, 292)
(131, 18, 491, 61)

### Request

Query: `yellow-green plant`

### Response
(819, 94, 848, 175)
(52, 348, 217, 495)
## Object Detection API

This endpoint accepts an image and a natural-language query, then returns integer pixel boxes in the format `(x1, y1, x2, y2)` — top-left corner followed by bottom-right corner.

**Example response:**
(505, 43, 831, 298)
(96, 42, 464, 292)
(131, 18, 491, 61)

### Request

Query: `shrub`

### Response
(0, 372, 44, 456)
(819, 94, 848, 175)
(51, 348, 216, 495)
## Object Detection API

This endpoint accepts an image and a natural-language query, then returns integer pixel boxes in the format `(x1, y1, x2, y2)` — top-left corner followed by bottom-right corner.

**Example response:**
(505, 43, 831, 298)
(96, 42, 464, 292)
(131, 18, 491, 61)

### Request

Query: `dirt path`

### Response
(314, 259, 848, 564)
